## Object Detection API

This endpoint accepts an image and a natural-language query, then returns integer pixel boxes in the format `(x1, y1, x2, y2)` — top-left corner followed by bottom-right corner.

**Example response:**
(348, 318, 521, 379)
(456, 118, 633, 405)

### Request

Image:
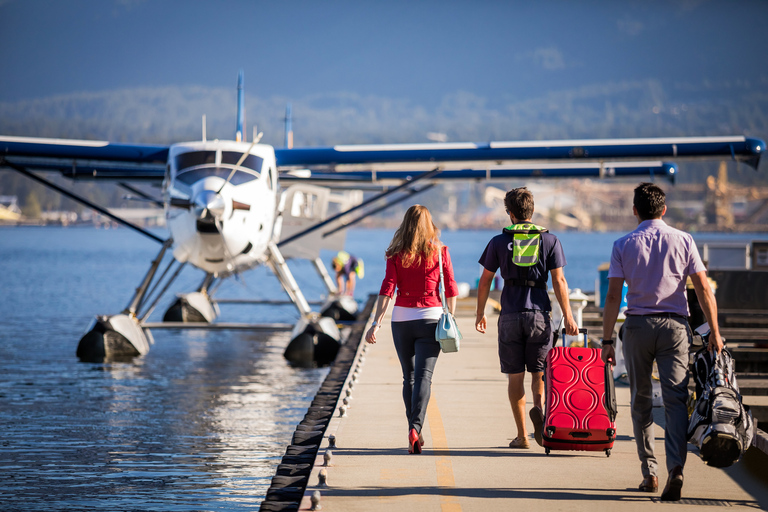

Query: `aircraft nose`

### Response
(195, 190, 225, 219)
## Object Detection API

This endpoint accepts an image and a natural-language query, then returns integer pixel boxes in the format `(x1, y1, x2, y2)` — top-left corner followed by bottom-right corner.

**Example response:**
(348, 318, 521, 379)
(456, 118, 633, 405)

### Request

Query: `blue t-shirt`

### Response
(478, 229, 566, 314)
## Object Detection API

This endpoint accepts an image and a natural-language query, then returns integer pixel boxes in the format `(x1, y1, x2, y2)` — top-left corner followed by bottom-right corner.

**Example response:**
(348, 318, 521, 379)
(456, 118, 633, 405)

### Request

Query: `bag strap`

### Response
(506, 277, 547, 289)
(438, 248, 449, 315)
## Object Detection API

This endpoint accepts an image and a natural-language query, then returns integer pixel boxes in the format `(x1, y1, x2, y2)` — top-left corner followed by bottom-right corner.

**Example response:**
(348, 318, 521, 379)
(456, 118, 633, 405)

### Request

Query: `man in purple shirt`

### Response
(602, 183, 722, 502)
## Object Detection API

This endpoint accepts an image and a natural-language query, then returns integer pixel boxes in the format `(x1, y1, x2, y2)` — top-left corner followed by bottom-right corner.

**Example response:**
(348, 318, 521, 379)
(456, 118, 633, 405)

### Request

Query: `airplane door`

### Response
(278, 184, 361, 259)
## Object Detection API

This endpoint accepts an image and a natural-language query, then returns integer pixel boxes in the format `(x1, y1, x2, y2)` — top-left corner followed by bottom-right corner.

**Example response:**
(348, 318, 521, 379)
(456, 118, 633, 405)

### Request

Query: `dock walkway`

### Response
(304, 305, 768, 511)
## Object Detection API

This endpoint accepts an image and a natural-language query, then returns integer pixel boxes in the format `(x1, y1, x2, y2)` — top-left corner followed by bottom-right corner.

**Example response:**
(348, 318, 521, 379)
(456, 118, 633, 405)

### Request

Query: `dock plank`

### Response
(305, 308, 768, 511)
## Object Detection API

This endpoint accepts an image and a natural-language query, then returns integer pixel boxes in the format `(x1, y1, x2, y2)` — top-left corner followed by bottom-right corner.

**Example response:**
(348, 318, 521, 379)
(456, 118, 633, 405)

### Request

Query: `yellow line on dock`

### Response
(311, 309, 766, 511)
(427, 394, 462, 512)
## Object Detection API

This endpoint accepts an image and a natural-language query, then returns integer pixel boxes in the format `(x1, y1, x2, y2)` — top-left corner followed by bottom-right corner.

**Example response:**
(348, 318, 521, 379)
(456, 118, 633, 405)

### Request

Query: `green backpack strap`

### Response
(503, 223, 548, 267)
(502, 223, 549, 289)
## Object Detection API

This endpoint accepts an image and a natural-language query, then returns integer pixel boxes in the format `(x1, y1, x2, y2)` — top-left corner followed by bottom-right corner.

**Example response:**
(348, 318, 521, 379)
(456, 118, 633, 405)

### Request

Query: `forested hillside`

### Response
(2, 78, 767, 214)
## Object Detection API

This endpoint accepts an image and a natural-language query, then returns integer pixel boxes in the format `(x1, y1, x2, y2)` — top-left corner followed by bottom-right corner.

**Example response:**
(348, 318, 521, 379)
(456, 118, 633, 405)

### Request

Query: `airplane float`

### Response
(0, 72, 763, 366)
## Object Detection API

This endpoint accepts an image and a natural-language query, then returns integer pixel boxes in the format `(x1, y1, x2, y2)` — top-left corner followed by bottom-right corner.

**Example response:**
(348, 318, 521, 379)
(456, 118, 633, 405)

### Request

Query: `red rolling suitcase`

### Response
(542, 328, 617, 456)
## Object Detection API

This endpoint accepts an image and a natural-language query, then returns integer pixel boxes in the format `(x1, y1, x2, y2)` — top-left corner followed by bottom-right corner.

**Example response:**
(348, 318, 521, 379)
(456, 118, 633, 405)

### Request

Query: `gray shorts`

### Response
(497, 311, 552, 374)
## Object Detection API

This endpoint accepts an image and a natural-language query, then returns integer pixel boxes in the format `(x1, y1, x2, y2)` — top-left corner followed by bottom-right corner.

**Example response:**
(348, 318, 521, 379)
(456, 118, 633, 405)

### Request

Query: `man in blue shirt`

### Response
(476, 187, 578, 449)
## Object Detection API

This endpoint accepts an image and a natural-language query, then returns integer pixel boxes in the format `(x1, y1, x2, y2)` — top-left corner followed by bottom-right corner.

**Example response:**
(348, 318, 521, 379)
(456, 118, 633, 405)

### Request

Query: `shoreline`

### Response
(3, 221, 768, 234)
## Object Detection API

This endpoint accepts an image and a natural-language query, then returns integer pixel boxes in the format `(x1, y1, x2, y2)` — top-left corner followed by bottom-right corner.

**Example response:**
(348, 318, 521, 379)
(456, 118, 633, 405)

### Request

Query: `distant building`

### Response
(40, 211, 79, 225)
(0, 195, 22, 222)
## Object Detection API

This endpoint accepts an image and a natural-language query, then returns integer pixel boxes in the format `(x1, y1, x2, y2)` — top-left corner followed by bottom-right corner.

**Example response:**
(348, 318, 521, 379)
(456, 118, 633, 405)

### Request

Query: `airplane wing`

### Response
(279, 161, 680, 184)
(274, 136, 764, 170)
(1, 134, 763, 183)
(0, 135, 168, 180)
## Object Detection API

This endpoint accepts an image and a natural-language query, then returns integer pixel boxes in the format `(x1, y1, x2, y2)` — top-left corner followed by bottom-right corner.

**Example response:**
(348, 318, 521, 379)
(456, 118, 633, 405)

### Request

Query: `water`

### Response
(0, 226, 764, 511)
(0, 227, 328, 511)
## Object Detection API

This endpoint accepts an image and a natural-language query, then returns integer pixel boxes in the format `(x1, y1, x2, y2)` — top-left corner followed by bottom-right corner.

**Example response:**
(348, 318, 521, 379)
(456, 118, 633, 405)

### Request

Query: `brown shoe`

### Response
(508, 437, 530, 449)
(638, 475, 658, 492)
(660, 466, 684, 501)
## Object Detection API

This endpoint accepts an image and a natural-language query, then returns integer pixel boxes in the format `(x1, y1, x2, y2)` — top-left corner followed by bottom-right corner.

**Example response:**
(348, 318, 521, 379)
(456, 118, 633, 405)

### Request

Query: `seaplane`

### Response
(0, 72, 763, 366)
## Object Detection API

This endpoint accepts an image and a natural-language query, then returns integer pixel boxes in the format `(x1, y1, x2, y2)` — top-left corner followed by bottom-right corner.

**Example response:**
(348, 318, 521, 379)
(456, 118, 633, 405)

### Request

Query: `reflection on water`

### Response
(0, 228, 330, 510)
(0, 329, 328, 511)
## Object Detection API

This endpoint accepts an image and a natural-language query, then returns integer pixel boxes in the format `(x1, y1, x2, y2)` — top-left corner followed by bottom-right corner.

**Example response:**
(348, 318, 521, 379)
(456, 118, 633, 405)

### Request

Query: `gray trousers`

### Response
(622, 315, 691, 477)
(392, 319, 441, 434)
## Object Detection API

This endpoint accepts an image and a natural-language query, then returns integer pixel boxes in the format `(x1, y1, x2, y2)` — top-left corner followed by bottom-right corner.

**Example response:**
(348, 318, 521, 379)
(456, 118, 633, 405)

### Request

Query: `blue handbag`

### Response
(435, 249, 462, 353)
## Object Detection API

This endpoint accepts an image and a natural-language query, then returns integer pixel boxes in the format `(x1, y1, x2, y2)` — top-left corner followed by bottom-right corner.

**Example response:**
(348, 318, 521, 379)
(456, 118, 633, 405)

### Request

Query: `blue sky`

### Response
(1, 0, 766, 106)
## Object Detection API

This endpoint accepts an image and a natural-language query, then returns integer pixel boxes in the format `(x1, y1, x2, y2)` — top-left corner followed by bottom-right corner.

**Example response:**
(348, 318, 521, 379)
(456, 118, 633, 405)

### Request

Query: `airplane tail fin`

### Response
(236, 70, 245, 142)
(284, 103, 293, 149)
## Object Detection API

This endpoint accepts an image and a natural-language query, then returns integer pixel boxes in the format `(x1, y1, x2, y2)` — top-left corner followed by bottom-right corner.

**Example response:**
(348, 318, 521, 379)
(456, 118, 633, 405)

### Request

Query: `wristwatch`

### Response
(371, 321, 379, 327)
(601, 338, 614, 346)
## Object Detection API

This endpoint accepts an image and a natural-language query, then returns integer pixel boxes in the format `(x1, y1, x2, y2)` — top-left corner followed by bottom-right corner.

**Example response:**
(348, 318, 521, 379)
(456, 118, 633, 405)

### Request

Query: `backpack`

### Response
(354, 258, 364, 279)
(502, 223, 549, 289)
(687, 343, 755, 468)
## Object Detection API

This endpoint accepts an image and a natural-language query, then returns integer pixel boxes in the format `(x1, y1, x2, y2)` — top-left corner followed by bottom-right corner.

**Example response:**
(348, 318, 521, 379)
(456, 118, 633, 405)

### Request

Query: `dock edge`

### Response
(258, 295, 375, 512)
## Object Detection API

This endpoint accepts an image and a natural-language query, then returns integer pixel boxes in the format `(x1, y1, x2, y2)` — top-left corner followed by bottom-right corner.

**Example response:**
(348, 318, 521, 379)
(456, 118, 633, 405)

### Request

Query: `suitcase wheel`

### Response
(605, 449, 611, 457)
(545, 447, 550, 455)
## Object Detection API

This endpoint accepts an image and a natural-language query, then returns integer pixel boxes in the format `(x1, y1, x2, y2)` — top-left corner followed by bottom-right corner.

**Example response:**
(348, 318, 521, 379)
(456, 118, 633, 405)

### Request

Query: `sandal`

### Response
(508, 437, 530, 449)
(530, 407, 544, 447)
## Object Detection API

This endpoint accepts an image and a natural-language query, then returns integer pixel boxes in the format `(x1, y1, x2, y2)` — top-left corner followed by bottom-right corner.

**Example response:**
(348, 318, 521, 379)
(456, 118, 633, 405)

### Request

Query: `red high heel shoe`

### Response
(408, 429, 422, 454)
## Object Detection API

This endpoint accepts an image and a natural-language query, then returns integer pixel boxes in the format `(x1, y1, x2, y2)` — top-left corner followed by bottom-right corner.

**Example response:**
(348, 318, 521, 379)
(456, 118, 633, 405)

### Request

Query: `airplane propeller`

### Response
(170, 196, 194, 209)
(171, 195, 250, 213)
(196, 189, 226, 220)
(210, 134, 261, 215)
(213, 215, 237, 273)
(217, 138, 259, 194)
(170, 135, 260, 213)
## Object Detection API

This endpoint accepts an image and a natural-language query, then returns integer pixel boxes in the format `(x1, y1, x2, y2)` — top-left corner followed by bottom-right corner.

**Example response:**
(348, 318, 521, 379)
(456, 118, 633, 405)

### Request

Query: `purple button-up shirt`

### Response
(608, 219, 706, 317)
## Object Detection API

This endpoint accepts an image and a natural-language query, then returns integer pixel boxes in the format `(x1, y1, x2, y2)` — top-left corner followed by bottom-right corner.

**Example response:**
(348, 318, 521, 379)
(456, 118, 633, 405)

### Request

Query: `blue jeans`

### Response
(391, 319, 441, 433)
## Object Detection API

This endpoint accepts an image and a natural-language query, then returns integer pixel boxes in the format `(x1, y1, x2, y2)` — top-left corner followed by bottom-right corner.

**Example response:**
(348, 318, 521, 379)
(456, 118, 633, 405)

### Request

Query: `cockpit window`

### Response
(173, 150, 264, 187)
(175, 151, 216, 170)
(221, 151, 264, 173)
(176, 167, 257, 186)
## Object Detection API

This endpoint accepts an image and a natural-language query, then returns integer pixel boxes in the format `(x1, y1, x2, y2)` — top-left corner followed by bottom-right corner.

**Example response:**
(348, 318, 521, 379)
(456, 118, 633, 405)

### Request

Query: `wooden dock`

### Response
(260, 297, 768, 511)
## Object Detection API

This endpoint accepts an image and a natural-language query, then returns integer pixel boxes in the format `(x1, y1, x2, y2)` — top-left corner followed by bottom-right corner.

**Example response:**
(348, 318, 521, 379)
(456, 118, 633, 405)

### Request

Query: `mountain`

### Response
(1, 78, 767, 217)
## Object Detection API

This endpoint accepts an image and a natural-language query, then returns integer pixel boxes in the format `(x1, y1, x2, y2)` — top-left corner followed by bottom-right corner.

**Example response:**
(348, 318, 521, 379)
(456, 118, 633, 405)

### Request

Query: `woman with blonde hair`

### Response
(365, 205, 459, 454)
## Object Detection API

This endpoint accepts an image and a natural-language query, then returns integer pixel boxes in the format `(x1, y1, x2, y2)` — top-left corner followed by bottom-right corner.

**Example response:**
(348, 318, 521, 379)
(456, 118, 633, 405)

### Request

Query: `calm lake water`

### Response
(0, 226, 764, 511)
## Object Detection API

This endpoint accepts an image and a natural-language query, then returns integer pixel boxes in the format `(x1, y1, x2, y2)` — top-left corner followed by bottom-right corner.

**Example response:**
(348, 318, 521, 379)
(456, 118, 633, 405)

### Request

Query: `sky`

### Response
(1, 0, 767, 107)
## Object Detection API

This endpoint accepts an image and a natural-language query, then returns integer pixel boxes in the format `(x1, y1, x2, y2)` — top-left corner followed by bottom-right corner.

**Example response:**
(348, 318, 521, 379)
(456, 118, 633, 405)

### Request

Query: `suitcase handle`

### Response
(604, 363, 618, 422)
(558, 328, 588, 348)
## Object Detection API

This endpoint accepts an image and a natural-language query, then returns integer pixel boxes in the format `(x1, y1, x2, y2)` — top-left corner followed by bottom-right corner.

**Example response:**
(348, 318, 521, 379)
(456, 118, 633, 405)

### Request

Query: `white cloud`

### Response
(530, 47, 566, 71)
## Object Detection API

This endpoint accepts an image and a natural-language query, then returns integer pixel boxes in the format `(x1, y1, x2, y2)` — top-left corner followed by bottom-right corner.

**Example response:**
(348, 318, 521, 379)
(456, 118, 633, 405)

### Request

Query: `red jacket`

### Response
(379, 245, 459, 308)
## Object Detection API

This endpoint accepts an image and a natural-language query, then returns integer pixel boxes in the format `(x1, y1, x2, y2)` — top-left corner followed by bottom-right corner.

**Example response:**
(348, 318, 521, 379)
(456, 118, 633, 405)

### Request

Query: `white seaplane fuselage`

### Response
(75, 139, 346, 363)
(164, 141, 279, 276)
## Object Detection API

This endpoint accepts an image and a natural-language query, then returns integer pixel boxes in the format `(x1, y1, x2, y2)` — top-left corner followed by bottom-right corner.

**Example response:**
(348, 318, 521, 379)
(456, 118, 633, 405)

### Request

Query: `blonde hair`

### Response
(385, 205, 442, 268)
